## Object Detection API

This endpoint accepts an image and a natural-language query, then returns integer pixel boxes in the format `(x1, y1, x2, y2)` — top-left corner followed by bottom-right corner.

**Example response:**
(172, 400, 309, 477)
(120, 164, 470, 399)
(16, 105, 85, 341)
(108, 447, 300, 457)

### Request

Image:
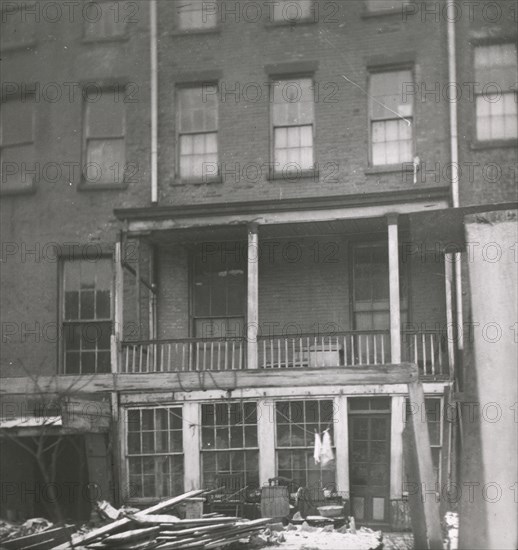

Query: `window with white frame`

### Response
(83, 1, 127, 40)
(271, 0, 313, 22)
(62, 258, 112, 374)
(176, 0, 218, 31)
(83, 89, 126, 186)
(201, 402, 259, 489)
(369, 70, 413, 166)
(177, 85, 218, 181)
(0, 98, 35, 193)
(272, 78, 314, 174)
(366, 0, 406, 13)
(474, 43, 518, 141)
(276, 400, 335, 490)
(0, 4, 36, 51)
(126, 407, 184, 499)
(424, 397, 442, 484)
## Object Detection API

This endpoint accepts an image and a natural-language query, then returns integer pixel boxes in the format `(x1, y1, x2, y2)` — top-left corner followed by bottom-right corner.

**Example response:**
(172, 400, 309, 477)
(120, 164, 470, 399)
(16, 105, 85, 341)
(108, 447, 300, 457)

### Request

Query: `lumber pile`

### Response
(52, 490, 271, 550)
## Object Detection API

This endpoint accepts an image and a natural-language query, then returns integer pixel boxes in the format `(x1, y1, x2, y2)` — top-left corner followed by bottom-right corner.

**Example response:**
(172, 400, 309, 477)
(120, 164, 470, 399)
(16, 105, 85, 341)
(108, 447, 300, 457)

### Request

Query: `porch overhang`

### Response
(0, 363, 418, 395)
(114, 188, 450, 234)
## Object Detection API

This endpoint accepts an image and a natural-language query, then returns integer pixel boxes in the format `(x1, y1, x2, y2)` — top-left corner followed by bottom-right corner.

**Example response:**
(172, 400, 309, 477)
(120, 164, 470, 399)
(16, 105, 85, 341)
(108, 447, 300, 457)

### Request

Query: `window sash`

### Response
(84, 3, 126, 39)
(369, 70, 413, 121)
(476, 92, 518, 141)
(177, 0, 218, 30)
(474, 43, 518, 92)
(179, 131, 218, 180)
(63, 320, 112, 374)
(274, 125, 314, 172)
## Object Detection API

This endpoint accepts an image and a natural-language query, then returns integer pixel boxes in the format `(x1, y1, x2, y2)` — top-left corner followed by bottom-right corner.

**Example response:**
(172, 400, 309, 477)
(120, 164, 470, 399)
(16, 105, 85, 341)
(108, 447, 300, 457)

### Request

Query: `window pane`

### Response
(86, 138, 125, 185)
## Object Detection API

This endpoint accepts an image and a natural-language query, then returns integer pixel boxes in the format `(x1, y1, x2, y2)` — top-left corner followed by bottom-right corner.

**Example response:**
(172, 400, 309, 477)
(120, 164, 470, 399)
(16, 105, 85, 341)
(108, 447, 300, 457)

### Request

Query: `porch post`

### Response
(247, 223, 259, 369)
(258, 399, 276, 486)
(112, 238, 124, 372)
(390, 396, 405, 500)
(334, 395, 349, 496)
(183, 402, 201, 490)
(387, 214, 401, 363)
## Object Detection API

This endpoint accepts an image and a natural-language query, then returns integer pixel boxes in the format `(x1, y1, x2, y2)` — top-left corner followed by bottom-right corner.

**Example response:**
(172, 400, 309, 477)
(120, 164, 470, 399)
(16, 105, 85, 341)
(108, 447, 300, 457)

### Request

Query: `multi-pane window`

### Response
(83, 1, 127, 40)
(276, 400, 335, 490)
(272, 78, 314, 175)
(366, 0, 406, 13)
(127, 407, 184, 498)
(84, 90, 126, 186)
(176, 0, 218, 31)
(0, 4, 36, 50)
(177, 86, 218, 181)
(201, 402, 259, 489)
(0, 99, 35, 194)
(62, 259, 112, 374)
(369, 70, 413, 165)
(271, 0, 313, 22)
(474, 43, 518, 141)
(353, 243, 408, 328)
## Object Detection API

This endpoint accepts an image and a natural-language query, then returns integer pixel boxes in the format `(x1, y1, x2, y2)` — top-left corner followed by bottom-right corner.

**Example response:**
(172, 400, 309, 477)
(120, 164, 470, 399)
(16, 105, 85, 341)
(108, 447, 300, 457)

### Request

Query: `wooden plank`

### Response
(403, 381, 443, 550)
(0, 363, 419, 395)
(53, 490, 206, 549)
(0, 526, 76, 549)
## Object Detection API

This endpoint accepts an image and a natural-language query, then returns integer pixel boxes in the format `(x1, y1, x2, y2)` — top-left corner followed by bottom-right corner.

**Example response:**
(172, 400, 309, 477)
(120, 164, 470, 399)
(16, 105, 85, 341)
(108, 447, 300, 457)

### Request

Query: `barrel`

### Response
(260, 485, 290, 519)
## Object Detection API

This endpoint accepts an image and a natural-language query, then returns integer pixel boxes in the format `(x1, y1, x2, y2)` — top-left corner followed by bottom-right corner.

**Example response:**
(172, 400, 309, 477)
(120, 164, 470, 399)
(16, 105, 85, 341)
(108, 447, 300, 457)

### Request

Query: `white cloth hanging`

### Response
(313, 432, 322, 465)
(320, 429, 335, 466)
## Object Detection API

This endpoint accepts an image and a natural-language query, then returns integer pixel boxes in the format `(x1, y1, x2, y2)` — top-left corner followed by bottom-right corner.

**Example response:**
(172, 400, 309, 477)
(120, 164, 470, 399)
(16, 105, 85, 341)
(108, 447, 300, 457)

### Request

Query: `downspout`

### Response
(446, 0, 463, 487)
(150, 0, 158, 204)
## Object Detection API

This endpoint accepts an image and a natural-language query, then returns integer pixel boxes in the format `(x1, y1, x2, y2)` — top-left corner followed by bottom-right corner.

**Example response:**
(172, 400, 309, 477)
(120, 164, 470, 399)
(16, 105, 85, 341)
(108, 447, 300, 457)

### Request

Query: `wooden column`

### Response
(247, 223, 259, 369)
(258, 399, 276, 486)
(334, 395, 349, 495)
(444, 256, 455, 376)
(387, 215, 401, 363)
(390, 396, 405, 499)
(183, 402, 201, 491)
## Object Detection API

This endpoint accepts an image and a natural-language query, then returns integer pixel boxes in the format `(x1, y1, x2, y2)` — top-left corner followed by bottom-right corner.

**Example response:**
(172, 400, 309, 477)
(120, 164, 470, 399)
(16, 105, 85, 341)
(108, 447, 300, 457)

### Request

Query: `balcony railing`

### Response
(121, 337, 245, 373)
(401, 329, 449, 377)
(120, 330, 450, 376)
(258, 330, 390, 369)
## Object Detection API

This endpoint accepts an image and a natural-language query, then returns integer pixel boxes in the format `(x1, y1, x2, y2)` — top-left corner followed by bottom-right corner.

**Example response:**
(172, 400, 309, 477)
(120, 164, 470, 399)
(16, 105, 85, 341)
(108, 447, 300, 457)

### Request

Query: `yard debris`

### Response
(0, 520, 76, 550)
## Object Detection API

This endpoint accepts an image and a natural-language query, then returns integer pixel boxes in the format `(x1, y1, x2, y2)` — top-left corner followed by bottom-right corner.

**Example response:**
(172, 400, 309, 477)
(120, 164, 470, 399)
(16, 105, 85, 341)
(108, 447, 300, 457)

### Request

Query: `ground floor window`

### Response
(201, 402, 259, 489)
(126, 407, 184, 498)
(276, 400, 335, 491)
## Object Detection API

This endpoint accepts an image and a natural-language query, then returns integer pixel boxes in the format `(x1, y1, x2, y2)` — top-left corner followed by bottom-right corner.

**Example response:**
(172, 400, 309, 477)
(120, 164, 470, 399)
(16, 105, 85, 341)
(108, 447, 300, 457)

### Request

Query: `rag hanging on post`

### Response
(313, 431, 322, 465)
(320, 429, 335, 466)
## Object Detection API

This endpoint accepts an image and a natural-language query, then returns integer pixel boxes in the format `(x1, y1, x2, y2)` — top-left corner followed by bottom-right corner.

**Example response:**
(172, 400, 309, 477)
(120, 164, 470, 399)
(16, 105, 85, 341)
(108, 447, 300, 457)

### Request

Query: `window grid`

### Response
(126, 407, 184, 499)
(272, 79, 314, 174)
(177, 87, 218, 180)
(474, 44, 518, 142)
(84, 89, 126, 186)
(276, 400, 335, 490)
(62, 259, 112, 374)
(201, 402, 259, 488)
(176, 0, 218, 31)
(369, 70, 413, 165)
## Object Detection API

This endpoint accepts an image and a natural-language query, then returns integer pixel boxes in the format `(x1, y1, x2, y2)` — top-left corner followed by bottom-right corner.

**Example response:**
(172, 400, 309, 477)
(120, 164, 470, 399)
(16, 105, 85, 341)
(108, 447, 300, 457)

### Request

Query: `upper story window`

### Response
(83, 89, 126, 187)
(0, 3, 36, 51)
(83, 1, 127, 40)
(474, 43, 518, 142)
(177, 85, 218, 182)
(176, 0, 218, 31)
(369, 69, 413, 166)
(271, 0, 313, 23)
(62, 258, 112, 374)
(0, 98, 35, 194)
(365, 0, 406, 13)
(272, 78, 314, 175)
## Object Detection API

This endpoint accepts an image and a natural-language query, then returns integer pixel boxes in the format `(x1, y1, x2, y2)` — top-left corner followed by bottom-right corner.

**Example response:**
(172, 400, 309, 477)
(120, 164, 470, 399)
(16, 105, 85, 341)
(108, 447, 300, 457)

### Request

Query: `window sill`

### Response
(173, 176, 223, 186)
(81, 35, 130, 45)
(267, 169, 320, 182)
(265, 18, 316, 28)
(364, 164, 413, 175)
(469, 139, 518, 151)
(78, 181, 128, 191)
(170, 27, 221, 37)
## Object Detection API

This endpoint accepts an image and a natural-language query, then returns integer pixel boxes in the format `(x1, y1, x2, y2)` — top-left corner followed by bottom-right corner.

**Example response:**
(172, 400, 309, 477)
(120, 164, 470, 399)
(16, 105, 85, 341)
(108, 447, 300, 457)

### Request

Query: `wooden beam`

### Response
(182, 402, 201, 491)
(334, 395, 349, 495)
(390, 396, 405, 499)
(387, 214, 401, 363)
(247, 223, 259, 370)
(257, 398, 275, 486)
(0, 364, 419, 395)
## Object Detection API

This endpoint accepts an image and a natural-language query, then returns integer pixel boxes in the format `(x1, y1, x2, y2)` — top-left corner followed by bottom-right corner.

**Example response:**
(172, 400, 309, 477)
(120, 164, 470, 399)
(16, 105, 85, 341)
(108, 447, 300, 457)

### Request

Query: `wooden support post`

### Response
(444, 256, 455, 376)
(334, 395, 349, 496)
(183, 402, 201, 491)
(390, 396, 405, 499)
(403, 381, 443, 550)
(387, 215, 401, 363)
(257, 399, 275, 486)
(247, 223, 259, 370)
(135, 239, 141, 330)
